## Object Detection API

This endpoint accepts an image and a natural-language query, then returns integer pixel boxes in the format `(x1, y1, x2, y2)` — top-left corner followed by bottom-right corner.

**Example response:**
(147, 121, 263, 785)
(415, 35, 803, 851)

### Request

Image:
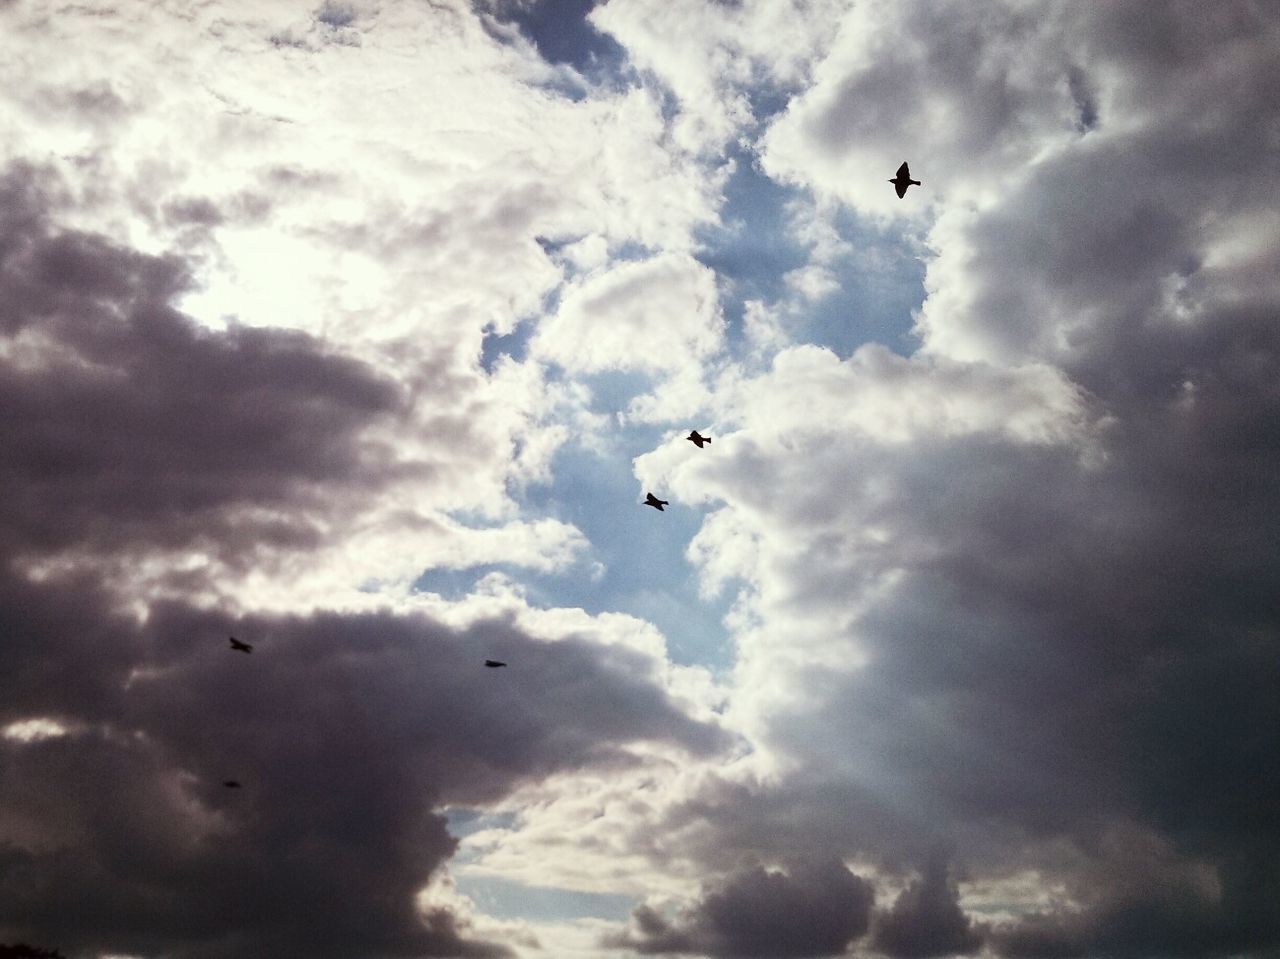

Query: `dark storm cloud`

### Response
(0, 565, 727, 957)
(0, 162, 403, 565)
(993, 882, 1275, 959)
(609, 859, 874, 958)
(869, 857, 983, 958)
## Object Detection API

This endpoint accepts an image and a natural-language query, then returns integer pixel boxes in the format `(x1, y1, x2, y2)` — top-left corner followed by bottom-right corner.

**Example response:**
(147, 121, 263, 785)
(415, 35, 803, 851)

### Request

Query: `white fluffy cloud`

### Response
(533, 251, 725, 376)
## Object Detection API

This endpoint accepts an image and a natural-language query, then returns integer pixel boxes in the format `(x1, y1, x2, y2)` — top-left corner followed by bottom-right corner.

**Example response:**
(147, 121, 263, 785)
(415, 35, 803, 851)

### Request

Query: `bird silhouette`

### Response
(228, 637, 252, 653)
(222, 780, 242, 789)
(484, 659, 507, 668)
(687, 430, 711, 448)
(890, 161, 921, 198)
(644, 492, 669, 511)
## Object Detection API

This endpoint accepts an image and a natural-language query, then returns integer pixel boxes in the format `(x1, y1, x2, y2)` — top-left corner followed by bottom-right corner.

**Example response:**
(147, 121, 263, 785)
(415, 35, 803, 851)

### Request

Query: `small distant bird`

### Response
(644, 493, 669, 511)
(228, 636, 252, 653)
(484, 659, 507, 668)
(890, 161, 921, 198)
(223, 780, 242, 789)
(687, 430, 711, 448)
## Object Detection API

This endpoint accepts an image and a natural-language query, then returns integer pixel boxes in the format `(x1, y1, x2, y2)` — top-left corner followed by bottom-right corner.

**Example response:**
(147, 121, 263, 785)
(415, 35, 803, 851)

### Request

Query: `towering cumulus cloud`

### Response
(3, 0, 1280, 957)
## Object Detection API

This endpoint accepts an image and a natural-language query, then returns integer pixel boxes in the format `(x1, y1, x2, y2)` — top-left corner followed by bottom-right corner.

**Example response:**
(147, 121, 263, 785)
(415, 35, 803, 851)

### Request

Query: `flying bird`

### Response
(484, 659, 507, 668)
(228, 636, 252, 653)
(890, 161, 921, 198)
(687, 430, 711, 448)
(222, 780, 242, 789)
(644, 493, 669, 511)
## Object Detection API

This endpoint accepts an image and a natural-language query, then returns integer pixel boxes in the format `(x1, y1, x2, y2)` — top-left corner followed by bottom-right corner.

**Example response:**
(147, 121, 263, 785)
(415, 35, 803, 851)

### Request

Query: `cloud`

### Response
(532, 252, 725, 376)
(0, 165, 402, 561)
(0, 563, 726, 957)
(870, 857, 984, 958)
(0, 139, 725, 955)
(4, 0, 1280, 955)
(603, 3, 1280, 955)
(0, 164, 591, 624)
(758, 0, 1085, 217)
(609, 859, 874, 957)
(590, 0, 849, 155)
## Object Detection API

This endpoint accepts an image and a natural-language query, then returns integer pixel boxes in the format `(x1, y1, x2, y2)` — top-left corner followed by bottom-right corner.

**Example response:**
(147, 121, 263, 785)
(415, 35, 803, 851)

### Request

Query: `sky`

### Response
(1, 1, 1279, 957)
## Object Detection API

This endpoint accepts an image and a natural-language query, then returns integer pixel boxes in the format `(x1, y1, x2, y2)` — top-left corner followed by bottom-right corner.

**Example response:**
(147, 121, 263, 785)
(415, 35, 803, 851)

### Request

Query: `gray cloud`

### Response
(617, 3, 1280, 955)
(0, 564, 726, 957)
(610, 859, 874, 958)
(870, 857, 983, 958)
(0, 163, 404, 567)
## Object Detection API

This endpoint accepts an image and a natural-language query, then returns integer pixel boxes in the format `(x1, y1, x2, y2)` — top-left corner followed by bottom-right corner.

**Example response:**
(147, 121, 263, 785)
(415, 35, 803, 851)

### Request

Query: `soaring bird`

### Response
(890, 161, 921, 198)
(228, 636, 252, 653)
(644, 493, 669, 511)
(687, 430, 711, 448)
(484, 659, 507, 668)
(222, 780, 242, 789)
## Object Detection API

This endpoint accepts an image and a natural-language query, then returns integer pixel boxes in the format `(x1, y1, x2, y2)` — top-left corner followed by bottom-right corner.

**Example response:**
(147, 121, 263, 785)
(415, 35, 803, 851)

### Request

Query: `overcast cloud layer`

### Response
(3, 1, 1279, 957)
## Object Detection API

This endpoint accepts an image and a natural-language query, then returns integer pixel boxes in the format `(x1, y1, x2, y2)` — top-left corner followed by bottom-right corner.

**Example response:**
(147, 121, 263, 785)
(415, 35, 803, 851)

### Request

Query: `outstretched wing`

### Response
(896, 161, 910, 179)
(894, 179, 909, 198)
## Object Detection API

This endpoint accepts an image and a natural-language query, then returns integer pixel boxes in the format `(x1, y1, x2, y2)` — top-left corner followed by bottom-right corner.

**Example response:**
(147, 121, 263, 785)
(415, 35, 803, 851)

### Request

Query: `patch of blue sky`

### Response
(705, 151, 807, 282)
(697, 151, 809, 339)
(533, 371, 735, 669)
(417, 426, 736, 673)
(789, 229, 926, 359)
(488, 0, 630, 92)
(455, 874, 635, 922)
(444, 807, 519, 840)
(697, 145, 927, 361)
(479, 320, 535, 374)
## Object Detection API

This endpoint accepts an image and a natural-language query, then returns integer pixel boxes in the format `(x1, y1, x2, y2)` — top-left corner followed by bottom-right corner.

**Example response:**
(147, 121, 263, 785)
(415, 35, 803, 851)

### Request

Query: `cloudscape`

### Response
(2, 1, 1278, 957)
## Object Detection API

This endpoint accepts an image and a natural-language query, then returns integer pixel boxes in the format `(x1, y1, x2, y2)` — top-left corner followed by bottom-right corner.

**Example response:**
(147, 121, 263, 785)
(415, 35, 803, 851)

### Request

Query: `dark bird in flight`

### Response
(485, 659, 507, 668)
(687, 430, 711, 448)
(644, 492, 669, 511)
(222, 780, 242, 788)
(228, 636, 252, 653)
(890, 161, 921, 198)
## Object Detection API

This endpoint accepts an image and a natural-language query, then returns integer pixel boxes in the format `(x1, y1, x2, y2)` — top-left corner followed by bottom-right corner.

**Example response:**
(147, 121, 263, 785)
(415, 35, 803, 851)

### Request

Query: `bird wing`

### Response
(897, 161, 910, 178)
(895, 180, 909, 198)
